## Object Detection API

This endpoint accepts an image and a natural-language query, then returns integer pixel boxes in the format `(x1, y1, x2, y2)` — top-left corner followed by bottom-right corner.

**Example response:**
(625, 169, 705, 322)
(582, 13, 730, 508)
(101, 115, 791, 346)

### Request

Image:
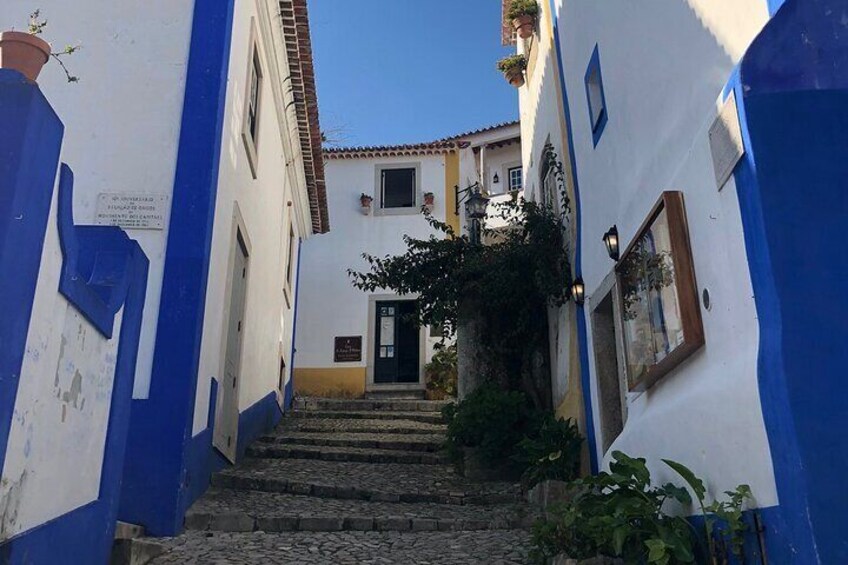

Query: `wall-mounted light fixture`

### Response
(493, 172, 500, 184)
(570, 277, 585, 305)
(602, 225, 619, 261)
(455, 182, 490, 245)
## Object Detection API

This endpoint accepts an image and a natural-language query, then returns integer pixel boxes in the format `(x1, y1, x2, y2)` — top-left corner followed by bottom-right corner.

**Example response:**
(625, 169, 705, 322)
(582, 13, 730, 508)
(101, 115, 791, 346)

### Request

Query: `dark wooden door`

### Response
(374, 300, 420, 383)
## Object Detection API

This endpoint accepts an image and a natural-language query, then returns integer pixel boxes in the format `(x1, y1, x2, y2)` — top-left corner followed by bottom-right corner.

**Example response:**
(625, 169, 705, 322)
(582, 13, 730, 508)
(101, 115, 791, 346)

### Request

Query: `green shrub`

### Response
(424, 344, 457, 400)
(516, 414, 582, 487)
(507, 0, 540, 20)
(442, 383, 533, 467)
(530, 452, 697, 565)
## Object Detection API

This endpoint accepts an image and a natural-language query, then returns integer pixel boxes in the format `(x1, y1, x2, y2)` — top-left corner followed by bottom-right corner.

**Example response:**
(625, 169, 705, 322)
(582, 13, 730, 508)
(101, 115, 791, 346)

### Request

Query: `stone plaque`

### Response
(95, 193, 170, 230)
(709, 91, 745, 191)
(334, 336, 362, 363)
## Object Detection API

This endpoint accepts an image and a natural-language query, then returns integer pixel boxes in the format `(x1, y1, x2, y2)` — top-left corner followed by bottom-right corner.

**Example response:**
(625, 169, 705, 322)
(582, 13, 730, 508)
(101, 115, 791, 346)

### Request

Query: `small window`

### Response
(381, 168, 416, 209)
(584, 44, 607, 146)
(247, 51, 261, 144)
(285, 225, 296, 287)
(508, 166, 523, 192)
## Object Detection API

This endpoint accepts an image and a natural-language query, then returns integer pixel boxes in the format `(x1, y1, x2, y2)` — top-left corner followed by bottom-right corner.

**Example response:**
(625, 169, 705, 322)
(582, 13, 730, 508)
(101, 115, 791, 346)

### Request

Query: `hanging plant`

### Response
(497, 54, 527, 88)
(507, 0, 539, 40)
(0, 10, 80, 83)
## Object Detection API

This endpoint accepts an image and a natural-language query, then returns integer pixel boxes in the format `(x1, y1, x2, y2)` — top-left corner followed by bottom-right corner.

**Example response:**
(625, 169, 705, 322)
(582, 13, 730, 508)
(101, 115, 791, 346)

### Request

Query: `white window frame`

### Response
(508, 165, 523, 192)
(374, 163, 421, 216)
(241, 22, 264, 179)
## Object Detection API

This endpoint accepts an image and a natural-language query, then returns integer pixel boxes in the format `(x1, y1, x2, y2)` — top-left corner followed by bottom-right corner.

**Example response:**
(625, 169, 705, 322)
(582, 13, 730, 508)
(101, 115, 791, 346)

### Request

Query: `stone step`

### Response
(364, 389, 426, 400)
(185, 489, 537, 533)
(247, 443, 448, 465)
(293, 397, 452, 414)
(146, 530, 531, 564)
(278, 416, 447, 435)
(210, 458, 522, 506)
(258, 431, 444, 453)
(288, 409, 444, 424)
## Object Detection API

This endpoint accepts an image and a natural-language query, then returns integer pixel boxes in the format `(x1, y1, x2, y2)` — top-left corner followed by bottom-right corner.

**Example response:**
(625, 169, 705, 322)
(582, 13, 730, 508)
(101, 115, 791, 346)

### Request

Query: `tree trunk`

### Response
(456, 298, 490, 400)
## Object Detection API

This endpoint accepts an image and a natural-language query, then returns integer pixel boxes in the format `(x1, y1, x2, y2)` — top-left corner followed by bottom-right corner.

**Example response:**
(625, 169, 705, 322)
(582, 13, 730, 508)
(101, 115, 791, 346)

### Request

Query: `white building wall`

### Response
(295, 155, 448, 380)
(0, 188, 123, 540)
(1, 2, 195, 399)
(550, 0, 777, 503)
(192, 0, 310, 434)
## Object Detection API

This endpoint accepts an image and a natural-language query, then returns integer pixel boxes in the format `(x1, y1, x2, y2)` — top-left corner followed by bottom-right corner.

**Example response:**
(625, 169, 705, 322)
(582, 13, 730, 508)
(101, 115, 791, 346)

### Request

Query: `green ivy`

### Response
(424, 344, 457, 399)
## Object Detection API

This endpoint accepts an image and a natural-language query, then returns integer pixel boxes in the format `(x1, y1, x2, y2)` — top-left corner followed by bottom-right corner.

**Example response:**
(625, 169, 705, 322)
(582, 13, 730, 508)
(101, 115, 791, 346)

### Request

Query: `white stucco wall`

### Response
(0, 188, 123, 541)
(295, 155, 449, 374)
(192, 0, 311, 435)
(1, 2, 195, 400)
(548, 0, 777, 504)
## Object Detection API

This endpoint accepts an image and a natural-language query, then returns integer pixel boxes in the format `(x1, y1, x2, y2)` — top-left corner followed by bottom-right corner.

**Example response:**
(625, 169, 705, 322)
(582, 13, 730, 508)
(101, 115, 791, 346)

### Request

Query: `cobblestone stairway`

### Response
(147, 397, 536, 564)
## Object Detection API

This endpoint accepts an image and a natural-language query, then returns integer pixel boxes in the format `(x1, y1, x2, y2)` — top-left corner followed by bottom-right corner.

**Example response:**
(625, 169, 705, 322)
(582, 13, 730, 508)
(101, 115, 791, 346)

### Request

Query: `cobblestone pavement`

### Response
(151, 530, 531, 564)
(143, 397, 535, 564)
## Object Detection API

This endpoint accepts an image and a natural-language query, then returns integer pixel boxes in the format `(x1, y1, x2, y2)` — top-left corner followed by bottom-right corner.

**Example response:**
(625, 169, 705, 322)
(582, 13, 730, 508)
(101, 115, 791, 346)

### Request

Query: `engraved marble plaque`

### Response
(709, 91, 745, 191)
(95, 193, 170, 230)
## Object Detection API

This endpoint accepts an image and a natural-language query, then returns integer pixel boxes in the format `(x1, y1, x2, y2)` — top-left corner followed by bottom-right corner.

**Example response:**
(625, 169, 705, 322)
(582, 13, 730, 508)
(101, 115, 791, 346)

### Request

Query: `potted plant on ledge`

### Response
(360, 193, 373, 215)
(0, 10, 79, 83)
(423, 191, 435, 212)
(508, 0, 539, 40)
(497, 55, 527, 88)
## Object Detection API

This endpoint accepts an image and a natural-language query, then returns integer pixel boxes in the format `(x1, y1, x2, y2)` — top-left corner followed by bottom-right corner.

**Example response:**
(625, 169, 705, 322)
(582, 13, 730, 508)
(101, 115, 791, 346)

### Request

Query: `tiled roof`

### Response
(280, 0, 329, 234)
(323, 121, 520, 160)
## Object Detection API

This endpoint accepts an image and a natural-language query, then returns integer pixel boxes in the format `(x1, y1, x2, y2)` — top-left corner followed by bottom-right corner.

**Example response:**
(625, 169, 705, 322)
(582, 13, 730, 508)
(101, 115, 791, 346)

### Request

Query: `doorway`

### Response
(214, 230, 249, 463)
(373, 300, 420, 384)
(591, 285, 626, 453)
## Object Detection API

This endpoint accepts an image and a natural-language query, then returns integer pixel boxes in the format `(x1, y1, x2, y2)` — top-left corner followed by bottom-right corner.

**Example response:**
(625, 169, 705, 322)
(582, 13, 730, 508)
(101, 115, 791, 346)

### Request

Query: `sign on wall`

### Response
(334, 336, 363, 362)
(709, 91, 745, 191)
(95, 193, 170, 230)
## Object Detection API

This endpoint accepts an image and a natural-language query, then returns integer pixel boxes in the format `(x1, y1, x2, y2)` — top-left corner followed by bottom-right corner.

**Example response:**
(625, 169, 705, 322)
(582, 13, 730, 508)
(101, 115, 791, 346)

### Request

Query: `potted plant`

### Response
(359, 193, 373, 215)
(497, 55, 527, 88)
(507, 0, 539, 39)
(423, 191, 435, 211)
(0, 10, 79, 83)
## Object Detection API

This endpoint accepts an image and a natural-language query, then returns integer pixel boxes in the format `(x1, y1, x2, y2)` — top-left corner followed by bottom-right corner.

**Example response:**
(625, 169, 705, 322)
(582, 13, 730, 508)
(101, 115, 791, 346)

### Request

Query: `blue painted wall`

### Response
(733, 0, 848, 561)
(118, 0, 236, 536)
(0, 70, 149, 564)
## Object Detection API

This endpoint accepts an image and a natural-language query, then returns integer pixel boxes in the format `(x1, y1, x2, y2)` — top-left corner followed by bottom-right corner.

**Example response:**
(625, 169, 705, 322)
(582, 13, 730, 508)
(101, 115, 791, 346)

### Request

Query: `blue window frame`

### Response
(584, 44, 608, 147)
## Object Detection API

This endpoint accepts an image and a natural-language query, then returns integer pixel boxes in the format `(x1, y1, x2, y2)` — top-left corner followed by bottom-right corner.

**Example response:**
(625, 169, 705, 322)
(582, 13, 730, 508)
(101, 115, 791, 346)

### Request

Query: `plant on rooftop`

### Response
(507, 0, 539, 39)
(498, 54, 527, 87)
(0, 10, 80, 83)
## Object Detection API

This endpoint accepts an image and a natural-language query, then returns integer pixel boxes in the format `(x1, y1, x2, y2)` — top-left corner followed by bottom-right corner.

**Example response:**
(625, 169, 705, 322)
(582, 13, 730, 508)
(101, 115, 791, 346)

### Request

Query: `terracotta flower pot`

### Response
(505, 68, 525, 88)
(512, 15, 535, 39)
(0, 31, 51, 82)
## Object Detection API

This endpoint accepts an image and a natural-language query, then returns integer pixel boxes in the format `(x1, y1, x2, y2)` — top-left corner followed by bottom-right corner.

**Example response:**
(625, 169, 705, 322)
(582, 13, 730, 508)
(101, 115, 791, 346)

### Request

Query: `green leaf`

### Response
(661, 483, 692, 505)
(662, 459, 706, 501)
(612, 526, 628, 555)
(645, 539, 668, 563)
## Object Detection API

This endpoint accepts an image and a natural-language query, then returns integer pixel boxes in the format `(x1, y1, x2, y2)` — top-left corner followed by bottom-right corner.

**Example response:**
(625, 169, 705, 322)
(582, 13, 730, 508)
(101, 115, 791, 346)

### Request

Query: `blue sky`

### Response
(309, 0, 518, 147)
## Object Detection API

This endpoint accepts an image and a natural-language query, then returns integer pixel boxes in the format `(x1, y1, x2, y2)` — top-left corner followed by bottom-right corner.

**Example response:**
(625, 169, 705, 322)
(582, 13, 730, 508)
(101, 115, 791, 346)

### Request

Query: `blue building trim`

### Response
(119, 0, 236, 536)
(284, 238, 304, 410)
(584, 44, 608, 148)
(1, 156, 148, 563)
(549, 0, 599, 473)
(235, 392, 284, 459)
(0, 70, 64, 478)
(730, 0, 848, 561)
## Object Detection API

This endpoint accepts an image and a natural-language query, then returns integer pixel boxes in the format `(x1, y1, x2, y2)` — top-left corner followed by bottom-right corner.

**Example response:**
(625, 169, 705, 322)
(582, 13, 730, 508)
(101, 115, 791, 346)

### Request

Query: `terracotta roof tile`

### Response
(280, 0, 329, 234)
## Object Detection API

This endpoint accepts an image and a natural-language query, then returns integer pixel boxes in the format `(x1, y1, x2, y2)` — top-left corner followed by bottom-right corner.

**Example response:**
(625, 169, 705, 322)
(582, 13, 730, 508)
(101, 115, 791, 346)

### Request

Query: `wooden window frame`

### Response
(615, 191, 704, 392)
(241, 26, 264, 179)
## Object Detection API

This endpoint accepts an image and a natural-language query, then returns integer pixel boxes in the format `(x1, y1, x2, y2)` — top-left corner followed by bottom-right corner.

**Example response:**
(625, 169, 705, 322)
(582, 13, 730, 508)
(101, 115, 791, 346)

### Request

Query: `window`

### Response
(584, 44, 607, 146)
(616, 191, 704, 392)
(241, 36, 263, 178)
(508, 166, 523, 192)
(591, 283, 626, 453)
(378, 166, 417, 210)
(247, 51, 261, 144)
(285, 225, 296, 288)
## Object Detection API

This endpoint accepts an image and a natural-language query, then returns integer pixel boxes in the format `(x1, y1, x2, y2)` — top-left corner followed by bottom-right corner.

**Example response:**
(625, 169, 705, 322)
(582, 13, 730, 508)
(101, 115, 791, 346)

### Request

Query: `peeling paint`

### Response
(0, 471, 27, 542)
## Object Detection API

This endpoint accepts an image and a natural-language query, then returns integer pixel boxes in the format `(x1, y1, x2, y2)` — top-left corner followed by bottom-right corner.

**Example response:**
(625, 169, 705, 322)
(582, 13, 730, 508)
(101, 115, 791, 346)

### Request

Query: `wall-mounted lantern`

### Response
(456, 183, 490, 245)
(493, 172, 500, 185)
(570, 277, 585, 305)
(602, 225, 619, 261)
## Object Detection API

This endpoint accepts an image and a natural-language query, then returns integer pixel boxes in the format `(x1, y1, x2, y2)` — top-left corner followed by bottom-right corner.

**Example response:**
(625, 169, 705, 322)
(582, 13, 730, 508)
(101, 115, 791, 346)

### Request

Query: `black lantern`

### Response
(602, 225, 619, 261)
(570, 277, 585, 305)
(493, 172, 500, 184)
(464, 190, 489, 220)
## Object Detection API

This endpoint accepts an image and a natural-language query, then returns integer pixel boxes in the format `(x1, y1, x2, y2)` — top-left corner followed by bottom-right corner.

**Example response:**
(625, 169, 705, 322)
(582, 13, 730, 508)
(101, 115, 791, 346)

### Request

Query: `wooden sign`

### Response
(334, 336, 362, 362)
